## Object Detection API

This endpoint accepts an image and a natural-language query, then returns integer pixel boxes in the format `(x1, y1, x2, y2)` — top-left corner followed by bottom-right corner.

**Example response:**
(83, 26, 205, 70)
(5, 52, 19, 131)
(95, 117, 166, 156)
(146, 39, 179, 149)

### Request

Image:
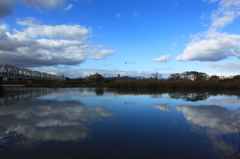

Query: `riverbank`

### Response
(2, 78, 240, 92)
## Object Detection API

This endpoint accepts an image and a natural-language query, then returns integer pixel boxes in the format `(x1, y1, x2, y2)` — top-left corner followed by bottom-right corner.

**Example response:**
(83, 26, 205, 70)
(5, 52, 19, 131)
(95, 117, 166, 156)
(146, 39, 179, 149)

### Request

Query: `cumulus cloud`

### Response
(177, 0, 240, 62)
(0, 0, 15, 18)
(16, 18, 90, 41)
(0, 18, 114, 67)
(153, 55, 172, 62)
(22, 0, 66, 8)
(0, 0, 66, 18)
(176, 32, 240, 61)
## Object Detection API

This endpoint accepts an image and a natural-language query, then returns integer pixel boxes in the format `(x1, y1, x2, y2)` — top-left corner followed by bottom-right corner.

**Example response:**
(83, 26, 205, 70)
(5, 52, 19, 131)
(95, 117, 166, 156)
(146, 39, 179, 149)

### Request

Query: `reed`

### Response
(0, 130, 22, 159)
(107, 79, 240, 91)
(214, 115, 240, 158)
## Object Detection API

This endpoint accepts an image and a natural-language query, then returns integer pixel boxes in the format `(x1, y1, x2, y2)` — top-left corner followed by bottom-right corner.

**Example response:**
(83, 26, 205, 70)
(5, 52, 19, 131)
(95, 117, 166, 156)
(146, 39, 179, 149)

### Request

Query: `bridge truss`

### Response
(0, 63, 65, 81)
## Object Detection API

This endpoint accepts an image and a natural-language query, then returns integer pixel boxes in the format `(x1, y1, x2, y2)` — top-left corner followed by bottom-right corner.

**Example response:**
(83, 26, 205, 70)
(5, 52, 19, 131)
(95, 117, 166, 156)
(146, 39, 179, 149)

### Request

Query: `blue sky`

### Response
(0, 0, 240, 78)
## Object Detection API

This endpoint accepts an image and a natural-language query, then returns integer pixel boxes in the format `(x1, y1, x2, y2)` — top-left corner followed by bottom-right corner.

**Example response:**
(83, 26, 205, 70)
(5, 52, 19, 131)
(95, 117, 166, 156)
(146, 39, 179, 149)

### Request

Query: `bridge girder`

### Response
(0, 63, 65, 81)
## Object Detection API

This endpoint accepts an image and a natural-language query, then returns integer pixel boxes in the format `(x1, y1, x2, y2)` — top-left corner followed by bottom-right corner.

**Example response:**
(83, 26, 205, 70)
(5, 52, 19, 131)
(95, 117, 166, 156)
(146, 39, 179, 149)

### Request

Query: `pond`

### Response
(0, 87, 240, 159)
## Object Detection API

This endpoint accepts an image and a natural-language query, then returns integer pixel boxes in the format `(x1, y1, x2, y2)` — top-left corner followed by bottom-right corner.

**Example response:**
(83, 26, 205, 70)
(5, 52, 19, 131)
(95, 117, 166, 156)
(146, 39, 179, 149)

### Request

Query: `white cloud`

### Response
(206, 72, 240, 77)
(0, 23, 8, 30)
(116, 13, 122, 18)
(133, 11, 140, 17)
(176, 32, 240, 61)
(177, 0, 240, 62)
(16, 18, 91, 41)
(0, 18, 115, 67)
(64, 3, 73, 10)
(153, 55, 172, 62)
(88, 49, 115, 60)
(206, 62, 240, 69)
(210, 0, 240, 28)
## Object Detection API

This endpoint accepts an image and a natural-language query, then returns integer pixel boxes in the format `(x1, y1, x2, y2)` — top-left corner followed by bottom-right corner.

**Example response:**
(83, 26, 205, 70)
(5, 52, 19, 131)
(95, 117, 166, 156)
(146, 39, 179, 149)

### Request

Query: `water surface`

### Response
(0, 88, 240, 159)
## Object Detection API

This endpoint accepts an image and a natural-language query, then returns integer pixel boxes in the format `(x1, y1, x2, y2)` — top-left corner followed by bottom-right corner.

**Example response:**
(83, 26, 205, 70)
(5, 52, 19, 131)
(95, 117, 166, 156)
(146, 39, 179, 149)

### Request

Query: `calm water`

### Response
(0, 87, 240, 159)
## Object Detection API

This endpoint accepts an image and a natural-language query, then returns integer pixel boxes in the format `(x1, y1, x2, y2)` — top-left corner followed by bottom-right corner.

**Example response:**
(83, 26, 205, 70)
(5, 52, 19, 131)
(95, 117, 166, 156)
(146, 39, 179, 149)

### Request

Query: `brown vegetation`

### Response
(1, 72, 240, 93)
(107, 78, 240, 91)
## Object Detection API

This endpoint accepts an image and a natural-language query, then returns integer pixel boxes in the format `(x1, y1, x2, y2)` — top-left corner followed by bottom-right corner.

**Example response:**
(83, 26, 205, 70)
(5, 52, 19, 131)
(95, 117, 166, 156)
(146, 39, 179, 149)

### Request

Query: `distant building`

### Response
(188, 75, 196, 81)
(218, 76, 225, 80)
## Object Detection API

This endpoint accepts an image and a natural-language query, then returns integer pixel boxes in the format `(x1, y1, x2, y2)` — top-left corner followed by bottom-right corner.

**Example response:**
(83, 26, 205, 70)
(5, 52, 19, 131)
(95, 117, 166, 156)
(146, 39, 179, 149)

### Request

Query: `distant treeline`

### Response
(2, 71, 240, 92)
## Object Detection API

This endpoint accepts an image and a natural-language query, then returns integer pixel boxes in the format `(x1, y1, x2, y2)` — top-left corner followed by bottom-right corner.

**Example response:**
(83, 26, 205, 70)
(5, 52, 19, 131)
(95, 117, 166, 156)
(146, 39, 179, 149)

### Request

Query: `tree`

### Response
(150, 71, 162, 80)
(183, 71, 208, 80)
(233, 75, 240, 80)
(209, 75, 219, 80)
(168, 73, 181, 80)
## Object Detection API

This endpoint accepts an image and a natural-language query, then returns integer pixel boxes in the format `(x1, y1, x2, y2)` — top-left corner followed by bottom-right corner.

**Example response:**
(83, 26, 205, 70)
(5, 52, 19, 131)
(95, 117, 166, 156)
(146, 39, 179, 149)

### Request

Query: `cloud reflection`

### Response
(176, 104, 240, 157)
(0, 99, 114, 144)
(153, 104, 172, 112)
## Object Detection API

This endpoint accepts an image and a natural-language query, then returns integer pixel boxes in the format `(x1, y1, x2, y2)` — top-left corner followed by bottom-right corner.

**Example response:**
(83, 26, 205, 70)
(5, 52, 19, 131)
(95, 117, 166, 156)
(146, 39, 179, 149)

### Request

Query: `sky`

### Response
(0, 0, 240, 78)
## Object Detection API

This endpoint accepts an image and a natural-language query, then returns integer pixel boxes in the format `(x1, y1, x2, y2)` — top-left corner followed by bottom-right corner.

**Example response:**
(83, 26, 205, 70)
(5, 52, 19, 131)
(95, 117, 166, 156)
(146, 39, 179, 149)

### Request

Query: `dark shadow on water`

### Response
(169, 92, 210, 102)
(106, 88, 240, 102)
(95, 88, 104, 96)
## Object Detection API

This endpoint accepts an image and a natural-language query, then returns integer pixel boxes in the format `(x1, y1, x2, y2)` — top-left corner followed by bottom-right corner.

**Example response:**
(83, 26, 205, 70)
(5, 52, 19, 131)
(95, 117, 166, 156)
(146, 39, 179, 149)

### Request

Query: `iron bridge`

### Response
(0, 63, 65, 81)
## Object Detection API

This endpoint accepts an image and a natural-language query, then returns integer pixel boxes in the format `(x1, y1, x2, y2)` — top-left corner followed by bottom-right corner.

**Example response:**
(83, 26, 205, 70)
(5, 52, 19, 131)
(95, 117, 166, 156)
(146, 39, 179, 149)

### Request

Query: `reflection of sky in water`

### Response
(0, 99, 114, 144)
(0, 88, 240, 158)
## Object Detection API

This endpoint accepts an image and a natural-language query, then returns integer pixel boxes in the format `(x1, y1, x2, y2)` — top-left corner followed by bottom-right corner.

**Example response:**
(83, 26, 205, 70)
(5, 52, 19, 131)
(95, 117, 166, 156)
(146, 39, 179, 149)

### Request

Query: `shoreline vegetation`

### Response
(1, 71, 240, 96)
